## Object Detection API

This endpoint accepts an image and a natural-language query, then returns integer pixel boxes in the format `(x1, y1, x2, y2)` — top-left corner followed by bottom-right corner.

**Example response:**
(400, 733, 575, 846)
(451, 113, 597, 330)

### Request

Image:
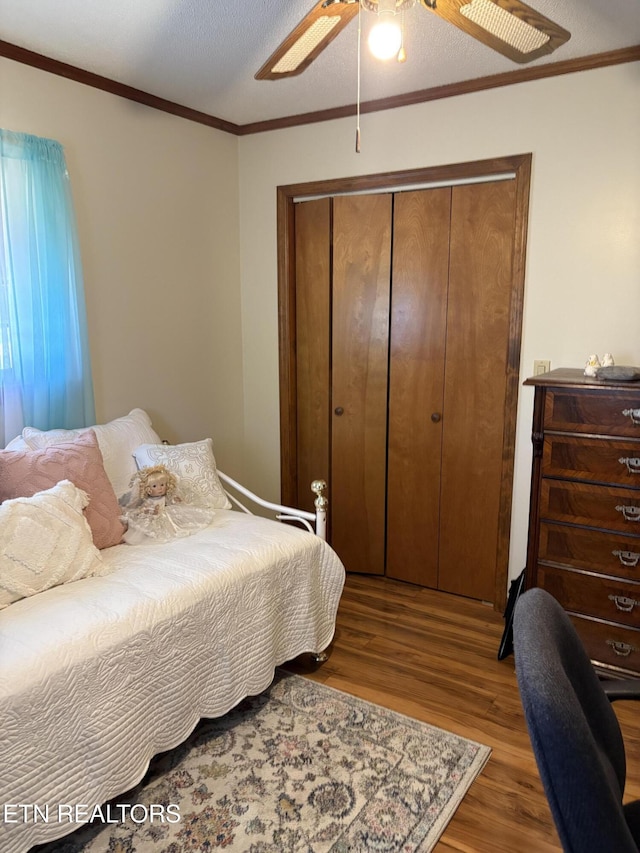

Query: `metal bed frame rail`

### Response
(217, 472, 328, 539)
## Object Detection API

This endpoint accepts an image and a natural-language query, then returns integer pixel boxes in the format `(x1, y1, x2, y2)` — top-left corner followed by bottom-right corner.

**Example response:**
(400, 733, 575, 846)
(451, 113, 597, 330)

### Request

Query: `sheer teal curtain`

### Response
(0, 129, 95, 446)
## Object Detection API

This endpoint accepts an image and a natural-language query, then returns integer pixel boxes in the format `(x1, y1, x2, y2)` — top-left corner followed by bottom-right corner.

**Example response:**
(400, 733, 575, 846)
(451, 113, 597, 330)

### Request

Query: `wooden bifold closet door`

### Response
(386, 181, 517, 602)
(331, 194, 392, 576)
(385, 188, 450, 592)
(286, 162, 528, 607)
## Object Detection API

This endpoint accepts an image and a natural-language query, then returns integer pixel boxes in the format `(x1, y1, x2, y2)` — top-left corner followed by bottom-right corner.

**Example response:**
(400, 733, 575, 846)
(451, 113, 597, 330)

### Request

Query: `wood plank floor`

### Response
(289, 573, 640, 852)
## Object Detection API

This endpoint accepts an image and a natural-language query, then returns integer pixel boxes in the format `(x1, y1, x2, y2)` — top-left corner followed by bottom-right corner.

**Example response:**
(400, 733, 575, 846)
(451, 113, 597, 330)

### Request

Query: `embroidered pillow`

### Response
(0, 430, 125, 549)
(133, 439, 231, 510)
(0, 480, 105, 610)
(22, 408, 162, 498)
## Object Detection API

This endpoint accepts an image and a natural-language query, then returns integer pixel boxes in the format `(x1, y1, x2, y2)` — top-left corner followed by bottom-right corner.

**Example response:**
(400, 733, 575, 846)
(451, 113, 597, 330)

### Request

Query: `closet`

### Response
(279, 157, 531, 608)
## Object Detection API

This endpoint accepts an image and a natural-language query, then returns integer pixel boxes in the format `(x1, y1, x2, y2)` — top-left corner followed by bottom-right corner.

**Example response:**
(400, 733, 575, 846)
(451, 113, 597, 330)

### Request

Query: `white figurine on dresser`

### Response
(584, 354, 601, 376)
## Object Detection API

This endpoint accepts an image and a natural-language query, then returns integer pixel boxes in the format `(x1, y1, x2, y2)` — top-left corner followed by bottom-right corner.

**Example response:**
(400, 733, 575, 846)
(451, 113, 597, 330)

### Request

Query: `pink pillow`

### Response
(0, 430, 125, 549)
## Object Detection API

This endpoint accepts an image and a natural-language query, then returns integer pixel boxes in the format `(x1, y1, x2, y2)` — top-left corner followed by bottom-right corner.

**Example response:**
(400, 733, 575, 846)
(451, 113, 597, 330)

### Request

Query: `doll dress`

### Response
(121, 491, 214, 545)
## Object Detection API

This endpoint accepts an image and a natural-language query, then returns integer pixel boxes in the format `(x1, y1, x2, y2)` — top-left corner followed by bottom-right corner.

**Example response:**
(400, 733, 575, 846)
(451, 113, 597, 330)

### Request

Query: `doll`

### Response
(120, 464, 214, 545)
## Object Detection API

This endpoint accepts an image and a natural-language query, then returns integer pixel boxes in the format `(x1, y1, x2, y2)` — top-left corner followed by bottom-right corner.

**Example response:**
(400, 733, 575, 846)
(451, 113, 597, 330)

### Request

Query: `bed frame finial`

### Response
(311, 480, 328, 540)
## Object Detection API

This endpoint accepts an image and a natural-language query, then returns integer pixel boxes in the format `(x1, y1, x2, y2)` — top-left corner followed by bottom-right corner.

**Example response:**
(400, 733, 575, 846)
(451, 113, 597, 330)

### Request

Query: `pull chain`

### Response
(356, 0, 362, 153)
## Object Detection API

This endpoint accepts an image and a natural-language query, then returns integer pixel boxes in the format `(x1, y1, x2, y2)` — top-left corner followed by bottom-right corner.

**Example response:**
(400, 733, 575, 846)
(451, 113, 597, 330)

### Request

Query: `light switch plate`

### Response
(533, 360, 551, 375)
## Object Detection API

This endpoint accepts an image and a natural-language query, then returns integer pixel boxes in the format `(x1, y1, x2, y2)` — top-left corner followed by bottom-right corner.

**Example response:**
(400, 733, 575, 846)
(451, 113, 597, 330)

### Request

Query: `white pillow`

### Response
(22, 409, 162, 498)
(0, 480, 106, 610)
(3, 435, 29, 451)
(133, 439, 231, 510)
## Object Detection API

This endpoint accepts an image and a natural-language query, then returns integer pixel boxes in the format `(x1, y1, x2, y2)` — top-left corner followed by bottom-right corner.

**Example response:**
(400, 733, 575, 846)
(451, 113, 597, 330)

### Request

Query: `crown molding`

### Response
(1, 39, 638, 137)
(0, 39, 240, 135)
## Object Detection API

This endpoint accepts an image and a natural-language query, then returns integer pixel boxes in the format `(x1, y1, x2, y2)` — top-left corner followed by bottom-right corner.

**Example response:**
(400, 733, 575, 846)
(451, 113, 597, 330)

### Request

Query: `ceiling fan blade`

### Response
(420, 0, 570, 64)
(256, 0, 359, 80)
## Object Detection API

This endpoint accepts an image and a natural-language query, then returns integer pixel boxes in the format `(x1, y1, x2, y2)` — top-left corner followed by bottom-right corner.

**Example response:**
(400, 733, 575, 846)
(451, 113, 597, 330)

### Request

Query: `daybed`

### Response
(0, 410, 345, 853)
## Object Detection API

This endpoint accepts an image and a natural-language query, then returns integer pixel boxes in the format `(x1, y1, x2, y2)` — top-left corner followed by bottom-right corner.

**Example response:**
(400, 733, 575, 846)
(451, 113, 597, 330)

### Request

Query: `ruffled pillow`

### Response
(0, 480, 106, 609)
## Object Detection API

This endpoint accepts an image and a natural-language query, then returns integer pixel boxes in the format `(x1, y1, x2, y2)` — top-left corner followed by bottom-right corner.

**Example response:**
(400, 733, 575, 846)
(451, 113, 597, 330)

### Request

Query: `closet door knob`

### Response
(334, 406, 344, 416)
(431, 412, 441, 423)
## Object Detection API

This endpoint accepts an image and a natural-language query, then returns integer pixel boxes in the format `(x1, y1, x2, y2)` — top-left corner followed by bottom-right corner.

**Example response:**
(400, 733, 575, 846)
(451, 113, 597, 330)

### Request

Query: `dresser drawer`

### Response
(544, 388, 640, 437)
(539, 522, 640, 580)
(540, 479, 640, 532)
(542, 435, 640, 486)
(539, 565, 640, 627)
(569, 614, 640, 677)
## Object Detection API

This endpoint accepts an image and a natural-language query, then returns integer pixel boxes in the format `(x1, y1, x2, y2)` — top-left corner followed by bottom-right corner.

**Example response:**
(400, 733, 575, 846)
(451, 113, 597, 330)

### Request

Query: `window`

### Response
(0, 129, 95, 447)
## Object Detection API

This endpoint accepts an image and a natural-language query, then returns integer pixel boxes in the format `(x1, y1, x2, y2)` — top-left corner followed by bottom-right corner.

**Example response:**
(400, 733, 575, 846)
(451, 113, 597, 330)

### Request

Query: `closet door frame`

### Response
(277, 154, 532, 612)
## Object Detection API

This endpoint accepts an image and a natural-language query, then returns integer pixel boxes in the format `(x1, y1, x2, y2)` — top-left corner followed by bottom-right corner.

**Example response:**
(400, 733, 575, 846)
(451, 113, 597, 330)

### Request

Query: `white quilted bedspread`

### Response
(0, 510, 345, 853)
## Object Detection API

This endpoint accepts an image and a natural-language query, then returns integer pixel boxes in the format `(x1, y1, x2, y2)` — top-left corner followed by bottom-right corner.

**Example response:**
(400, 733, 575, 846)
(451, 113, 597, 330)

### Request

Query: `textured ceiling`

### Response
(1, 0, 639, 126)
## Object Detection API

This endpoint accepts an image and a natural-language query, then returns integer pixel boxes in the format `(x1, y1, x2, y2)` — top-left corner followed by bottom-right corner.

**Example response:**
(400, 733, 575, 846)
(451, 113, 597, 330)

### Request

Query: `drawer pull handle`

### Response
(622, 408, 640, 426)
(608, 594, 638, 612)
(619, 456, 640, 474)
(606, 640, 637, 658)
(615, 504, 640, 522)
(613, 549, 640, 567)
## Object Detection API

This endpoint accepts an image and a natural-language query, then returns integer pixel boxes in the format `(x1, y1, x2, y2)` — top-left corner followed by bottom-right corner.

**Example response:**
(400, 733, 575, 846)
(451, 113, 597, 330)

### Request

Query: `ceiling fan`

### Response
(255, 0, 571, 80)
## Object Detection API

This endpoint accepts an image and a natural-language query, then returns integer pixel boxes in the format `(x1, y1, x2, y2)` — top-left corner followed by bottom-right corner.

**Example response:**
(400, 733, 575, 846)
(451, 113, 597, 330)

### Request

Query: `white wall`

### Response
(238, 62, 640, 582)
(0, 58, 245, 474)
(2, 57, 638, 584)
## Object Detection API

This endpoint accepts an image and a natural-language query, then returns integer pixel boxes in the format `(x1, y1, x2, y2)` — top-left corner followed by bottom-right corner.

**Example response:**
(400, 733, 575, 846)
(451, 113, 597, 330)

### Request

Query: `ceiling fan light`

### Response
(460, 0, 549, 54)
(368, 16, 403, 60)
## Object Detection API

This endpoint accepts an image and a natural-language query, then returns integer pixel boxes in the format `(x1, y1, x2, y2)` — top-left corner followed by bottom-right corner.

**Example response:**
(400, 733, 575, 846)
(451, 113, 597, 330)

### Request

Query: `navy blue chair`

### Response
(513, 587, 640, 853)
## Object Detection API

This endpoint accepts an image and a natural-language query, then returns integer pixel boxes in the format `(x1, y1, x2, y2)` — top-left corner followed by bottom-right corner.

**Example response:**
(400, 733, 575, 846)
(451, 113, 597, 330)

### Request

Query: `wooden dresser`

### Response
(524, 368, 640, 678)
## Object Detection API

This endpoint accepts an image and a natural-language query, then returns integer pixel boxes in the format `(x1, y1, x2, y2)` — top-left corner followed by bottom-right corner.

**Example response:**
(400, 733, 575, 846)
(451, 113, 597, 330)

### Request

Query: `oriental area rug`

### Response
(40, 671, 490, 853)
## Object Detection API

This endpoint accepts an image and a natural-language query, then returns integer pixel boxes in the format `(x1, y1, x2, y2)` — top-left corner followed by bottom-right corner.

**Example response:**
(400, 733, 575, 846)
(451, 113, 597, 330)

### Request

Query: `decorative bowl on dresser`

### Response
(524, 368, 640, 678)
